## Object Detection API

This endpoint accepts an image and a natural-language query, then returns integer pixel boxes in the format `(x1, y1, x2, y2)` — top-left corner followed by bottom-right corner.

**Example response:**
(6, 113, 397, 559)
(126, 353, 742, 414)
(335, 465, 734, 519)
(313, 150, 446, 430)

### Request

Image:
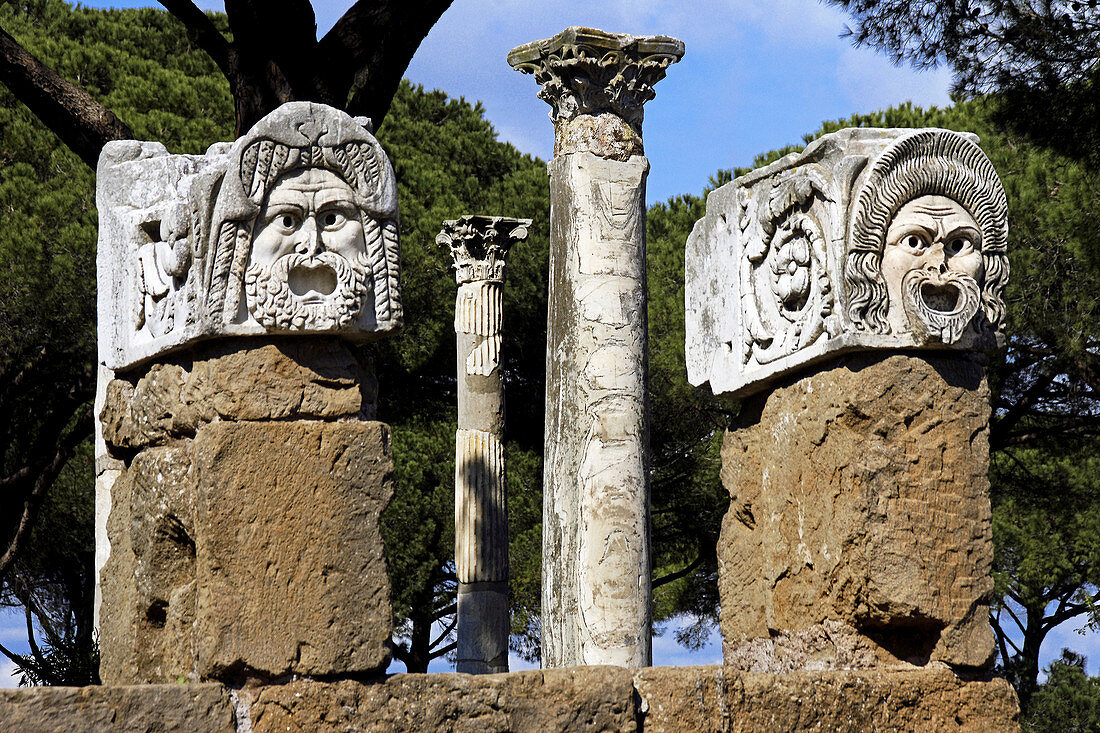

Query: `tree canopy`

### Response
(0, 0, 454, 166)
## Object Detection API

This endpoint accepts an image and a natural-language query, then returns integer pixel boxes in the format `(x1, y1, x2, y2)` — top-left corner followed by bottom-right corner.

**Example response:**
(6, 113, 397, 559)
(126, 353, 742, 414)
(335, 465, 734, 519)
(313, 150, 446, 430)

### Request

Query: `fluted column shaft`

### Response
(510, 27, 683, 668)
(439, 215, 530, 674)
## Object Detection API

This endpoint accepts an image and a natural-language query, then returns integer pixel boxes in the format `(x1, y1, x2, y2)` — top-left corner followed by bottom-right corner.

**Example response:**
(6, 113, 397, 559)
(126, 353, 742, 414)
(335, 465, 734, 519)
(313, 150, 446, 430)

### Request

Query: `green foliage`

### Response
(372, 81, 549, 669)
(1024, 650, 1100, 733)
(827, 1, 1100, 168)
(1, 441, 99, 686)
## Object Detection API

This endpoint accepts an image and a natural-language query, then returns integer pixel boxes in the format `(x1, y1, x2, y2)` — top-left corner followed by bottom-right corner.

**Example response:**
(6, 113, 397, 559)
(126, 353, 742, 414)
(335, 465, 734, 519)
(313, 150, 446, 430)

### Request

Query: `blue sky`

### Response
(0, 0, 1090, 684)
(75, 0, 956, 204)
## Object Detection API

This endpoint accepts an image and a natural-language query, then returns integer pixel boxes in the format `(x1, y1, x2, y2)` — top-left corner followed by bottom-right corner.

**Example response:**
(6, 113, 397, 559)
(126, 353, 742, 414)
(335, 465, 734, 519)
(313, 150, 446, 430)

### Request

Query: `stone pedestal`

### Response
(94, 102, 404, 661)
(95, 102, 404, 685)
(439, 215, 530, 674)
(98, 340, 393, 684)
(510, 26, 683, 669)
(683, 126, 1013, 724)
(719, 352, 995, 669)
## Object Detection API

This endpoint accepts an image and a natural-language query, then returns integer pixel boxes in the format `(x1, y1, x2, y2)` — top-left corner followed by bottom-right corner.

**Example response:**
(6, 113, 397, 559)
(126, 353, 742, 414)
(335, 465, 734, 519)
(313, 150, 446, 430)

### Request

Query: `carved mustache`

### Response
(244, 251, 367, 330)
(900, 268, 982, 345)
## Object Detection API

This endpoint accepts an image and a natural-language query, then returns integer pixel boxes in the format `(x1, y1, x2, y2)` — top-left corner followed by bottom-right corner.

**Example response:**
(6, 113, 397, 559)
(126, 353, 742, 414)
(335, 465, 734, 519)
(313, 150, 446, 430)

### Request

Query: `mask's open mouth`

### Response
(902, 269, 981, 344)
(288, 264, 337, 301)
(920, 282, 960, 314)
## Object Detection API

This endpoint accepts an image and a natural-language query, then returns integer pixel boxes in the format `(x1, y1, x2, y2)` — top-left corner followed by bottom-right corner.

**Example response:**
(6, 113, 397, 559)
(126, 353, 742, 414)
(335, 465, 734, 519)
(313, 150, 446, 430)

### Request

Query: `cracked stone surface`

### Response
(98, 341, 392, 683)
(719, 352, 996, 670)
(0, 666, 1017, 732)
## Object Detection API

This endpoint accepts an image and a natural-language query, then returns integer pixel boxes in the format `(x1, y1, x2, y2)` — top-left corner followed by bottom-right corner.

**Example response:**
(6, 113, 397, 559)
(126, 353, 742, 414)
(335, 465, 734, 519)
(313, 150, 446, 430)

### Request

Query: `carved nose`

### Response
(294, 218, 322, 257)
(925, 241, 947, 273)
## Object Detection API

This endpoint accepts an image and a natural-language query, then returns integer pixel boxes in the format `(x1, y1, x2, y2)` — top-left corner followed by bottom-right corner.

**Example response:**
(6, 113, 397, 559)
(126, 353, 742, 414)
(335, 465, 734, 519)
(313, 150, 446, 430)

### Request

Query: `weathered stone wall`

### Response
(0, 666, 1018, 732)
(98, 339, 393, 685)
(719, 352, 995, 669)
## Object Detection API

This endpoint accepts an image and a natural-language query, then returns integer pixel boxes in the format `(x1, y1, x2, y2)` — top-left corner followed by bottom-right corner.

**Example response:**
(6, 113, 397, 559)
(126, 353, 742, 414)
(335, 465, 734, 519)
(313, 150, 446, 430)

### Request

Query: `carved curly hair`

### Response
(845, 130, 1008, 335)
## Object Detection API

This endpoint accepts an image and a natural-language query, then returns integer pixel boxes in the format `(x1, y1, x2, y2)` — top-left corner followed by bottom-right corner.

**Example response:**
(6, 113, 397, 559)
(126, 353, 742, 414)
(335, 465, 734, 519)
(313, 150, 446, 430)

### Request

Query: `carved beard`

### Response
(900, 268, 982, 345)
(244, 251, 370, 330)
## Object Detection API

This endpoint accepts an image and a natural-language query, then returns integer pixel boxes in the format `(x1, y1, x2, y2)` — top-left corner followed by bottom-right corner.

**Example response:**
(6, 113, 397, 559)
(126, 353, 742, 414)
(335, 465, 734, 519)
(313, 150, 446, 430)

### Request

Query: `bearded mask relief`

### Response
(96, 102, 402, 372)
(244, 168, 373, 330)
(204, 101, 402, 338)
(881, 195, 984, 344)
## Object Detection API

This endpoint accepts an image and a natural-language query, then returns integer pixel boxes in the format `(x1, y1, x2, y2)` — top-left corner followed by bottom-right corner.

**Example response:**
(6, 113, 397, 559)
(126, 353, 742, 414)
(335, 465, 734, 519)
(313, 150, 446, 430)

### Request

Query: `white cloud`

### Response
(0, 659, 22, 689)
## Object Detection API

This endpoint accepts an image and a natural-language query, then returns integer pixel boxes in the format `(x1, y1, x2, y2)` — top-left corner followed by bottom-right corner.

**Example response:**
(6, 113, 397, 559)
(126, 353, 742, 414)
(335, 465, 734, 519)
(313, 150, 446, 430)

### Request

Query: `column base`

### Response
(456, 582, 509, 674)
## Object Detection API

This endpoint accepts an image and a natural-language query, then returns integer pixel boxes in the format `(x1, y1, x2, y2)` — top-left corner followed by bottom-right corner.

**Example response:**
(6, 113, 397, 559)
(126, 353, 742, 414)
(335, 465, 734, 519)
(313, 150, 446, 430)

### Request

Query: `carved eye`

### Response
(320, 210, 347, 230)
(278, 214, 298, 230)
(945, 237, 972, 255)
(902, 233, 927, 251)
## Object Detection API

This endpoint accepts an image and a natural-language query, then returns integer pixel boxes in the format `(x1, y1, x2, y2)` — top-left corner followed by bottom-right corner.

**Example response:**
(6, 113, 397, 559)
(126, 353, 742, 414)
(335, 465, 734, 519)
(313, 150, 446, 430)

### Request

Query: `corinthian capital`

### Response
(437, 215, 532, 284)
(508, 27, 684, 157)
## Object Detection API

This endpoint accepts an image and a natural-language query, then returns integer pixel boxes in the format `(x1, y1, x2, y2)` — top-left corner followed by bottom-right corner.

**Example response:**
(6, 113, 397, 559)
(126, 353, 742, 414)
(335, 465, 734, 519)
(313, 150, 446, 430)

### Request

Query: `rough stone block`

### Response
(246, 667, 638, 732)
(101, 339, 375, 451)
(725, 669, 1019, 732)
(193, 419, 394, 679)
(719, 352, 995, 668)
(0, 684, 234, 733)
(100, 443, 198, 685)
(632, 666, 1018, 732)
(0, 667, 1017, 732)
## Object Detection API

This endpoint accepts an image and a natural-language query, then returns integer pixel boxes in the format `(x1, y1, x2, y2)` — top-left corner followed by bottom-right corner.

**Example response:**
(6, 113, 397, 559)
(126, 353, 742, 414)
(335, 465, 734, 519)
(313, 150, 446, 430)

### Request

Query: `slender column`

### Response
(438, 215, 530, 674)
(509, 27, 683, 668)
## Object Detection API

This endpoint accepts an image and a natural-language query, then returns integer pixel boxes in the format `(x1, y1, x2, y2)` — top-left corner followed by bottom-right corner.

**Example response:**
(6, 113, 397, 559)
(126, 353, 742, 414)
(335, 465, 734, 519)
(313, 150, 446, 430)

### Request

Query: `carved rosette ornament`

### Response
(686, 127, 1009, 398)
(508, 27, 684, 158)
(97, 102, 402, 371)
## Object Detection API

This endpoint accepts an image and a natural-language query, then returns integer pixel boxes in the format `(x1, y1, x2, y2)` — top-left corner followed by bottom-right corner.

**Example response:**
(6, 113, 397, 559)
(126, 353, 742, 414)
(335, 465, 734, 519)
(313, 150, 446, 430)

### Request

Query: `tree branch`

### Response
(0, 24, 131, 168)
(0, 404, 93, 578)
(319, 0, 454, 128)
(653, 552, 707, 590)
(157, 0, 231, 75)
(427, 640, 456, 661)
(429, 613, 458, 650)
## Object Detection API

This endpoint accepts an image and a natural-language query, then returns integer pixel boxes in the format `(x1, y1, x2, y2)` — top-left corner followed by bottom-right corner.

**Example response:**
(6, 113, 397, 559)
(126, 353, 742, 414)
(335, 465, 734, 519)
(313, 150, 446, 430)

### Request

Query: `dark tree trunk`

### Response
(1016, 605, 1046, 712)
(0, 0, 455, 170)
(403, 607, 433, 673)
(0, 26, 131, 167)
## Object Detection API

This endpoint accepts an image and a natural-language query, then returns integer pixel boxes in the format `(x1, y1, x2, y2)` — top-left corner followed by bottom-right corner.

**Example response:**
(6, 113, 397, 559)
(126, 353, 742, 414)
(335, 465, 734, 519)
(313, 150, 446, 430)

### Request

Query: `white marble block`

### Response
(97, 102, 402, 371)
(685, 128, 1009, 398)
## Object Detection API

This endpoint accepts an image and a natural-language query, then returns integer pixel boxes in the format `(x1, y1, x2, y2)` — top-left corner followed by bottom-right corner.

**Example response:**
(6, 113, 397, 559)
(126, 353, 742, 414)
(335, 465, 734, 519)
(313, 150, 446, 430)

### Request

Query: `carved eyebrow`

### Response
(908, 206, 962, 216)
(263, 202, 305, 218)
(315, 196, 357, 207)
(891, 222, 937, 237)
(944, 225, 981, 239)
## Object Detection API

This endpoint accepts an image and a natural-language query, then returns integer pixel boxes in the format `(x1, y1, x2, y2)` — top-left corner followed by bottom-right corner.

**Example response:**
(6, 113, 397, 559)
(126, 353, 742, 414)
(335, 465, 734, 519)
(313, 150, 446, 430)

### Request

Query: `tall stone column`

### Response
(437, 215, 531, 674)
(686, 128, 1010, 672)
(509, 27, 684, 668)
